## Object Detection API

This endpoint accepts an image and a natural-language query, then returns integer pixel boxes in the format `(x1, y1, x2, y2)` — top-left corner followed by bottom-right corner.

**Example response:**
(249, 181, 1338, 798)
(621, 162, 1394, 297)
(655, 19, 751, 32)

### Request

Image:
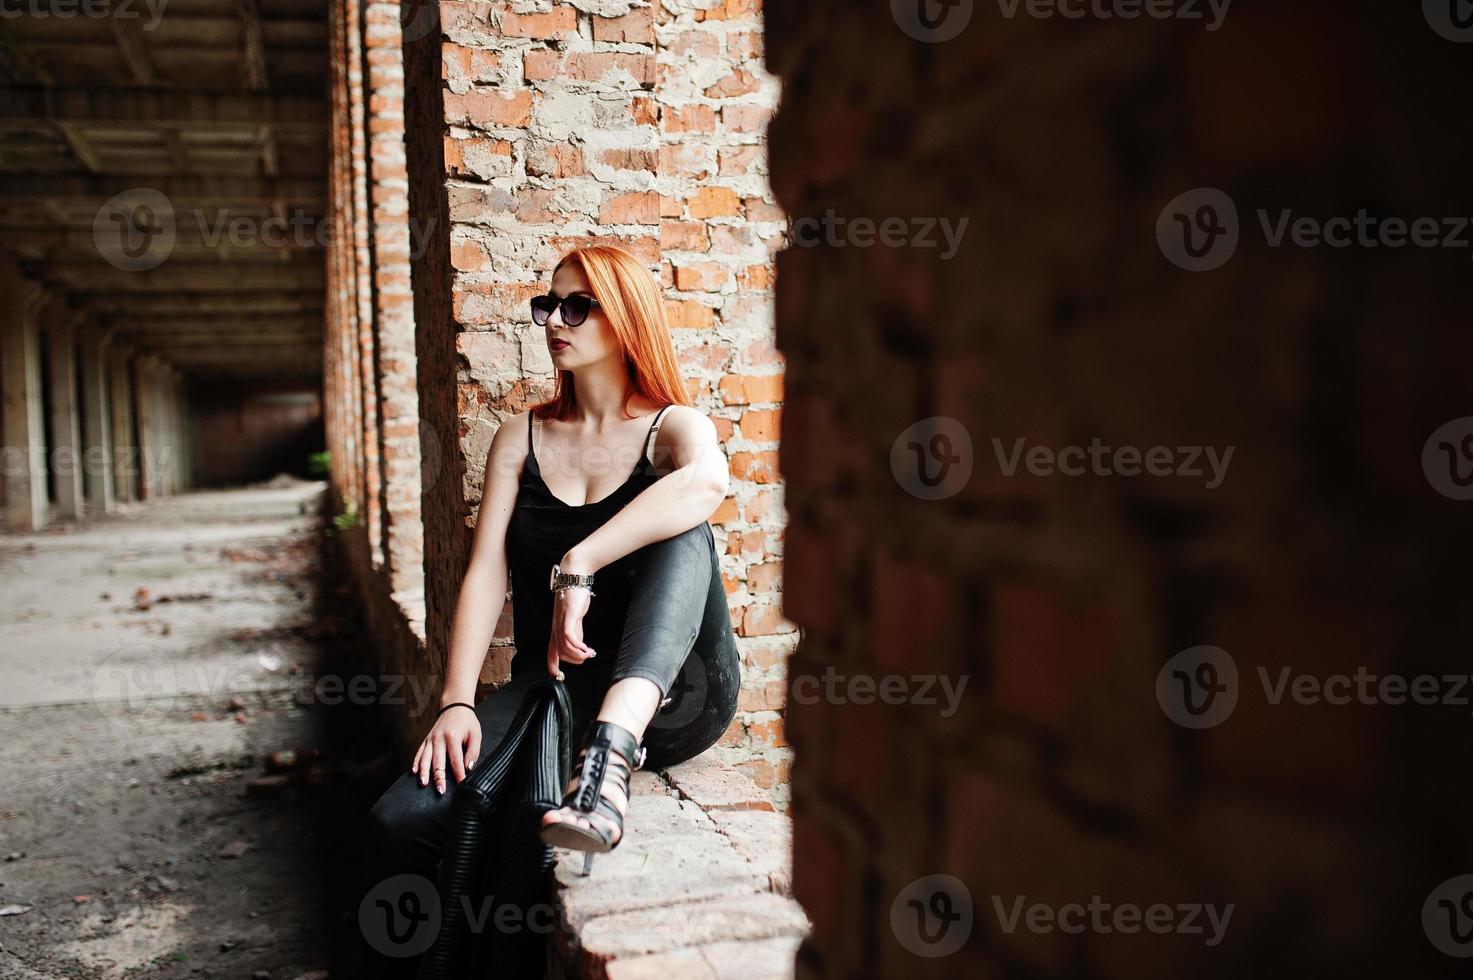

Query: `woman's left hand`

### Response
(546, 585, 597, 680)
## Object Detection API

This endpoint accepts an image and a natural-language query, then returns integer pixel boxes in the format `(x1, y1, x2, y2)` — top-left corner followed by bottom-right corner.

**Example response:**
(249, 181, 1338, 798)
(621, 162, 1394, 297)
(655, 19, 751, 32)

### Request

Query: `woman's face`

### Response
(545, 261, 620, 371)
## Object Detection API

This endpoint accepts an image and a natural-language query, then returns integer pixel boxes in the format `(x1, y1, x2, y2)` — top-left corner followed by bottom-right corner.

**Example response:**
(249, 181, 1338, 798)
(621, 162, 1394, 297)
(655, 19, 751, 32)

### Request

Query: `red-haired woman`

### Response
(362, 244, 741, 976)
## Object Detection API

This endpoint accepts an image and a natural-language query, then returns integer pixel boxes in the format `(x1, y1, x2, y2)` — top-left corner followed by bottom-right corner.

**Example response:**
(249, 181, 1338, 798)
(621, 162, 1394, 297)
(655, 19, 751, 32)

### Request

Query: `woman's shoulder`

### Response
(484, 409, 534, 481)
(652, 403, 714, 433)
(501, 408, 536, 441)
(648, 404, 719, 461)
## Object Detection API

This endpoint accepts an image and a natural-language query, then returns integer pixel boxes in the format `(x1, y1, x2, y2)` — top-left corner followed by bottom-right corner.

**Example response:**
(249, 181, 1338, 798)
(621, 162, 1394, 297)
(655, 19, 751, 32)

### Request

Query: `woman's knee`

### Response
(367, 776, 442, 851)
(635, 522, 713, 578)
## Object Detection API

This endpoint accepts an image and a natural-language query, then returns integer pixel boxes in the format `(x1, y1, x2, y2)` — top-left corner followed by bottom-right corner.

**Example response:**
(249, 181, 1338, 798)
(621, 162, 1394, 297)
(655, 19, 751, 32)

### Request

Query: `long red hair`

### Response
(531, 244, 692, 422)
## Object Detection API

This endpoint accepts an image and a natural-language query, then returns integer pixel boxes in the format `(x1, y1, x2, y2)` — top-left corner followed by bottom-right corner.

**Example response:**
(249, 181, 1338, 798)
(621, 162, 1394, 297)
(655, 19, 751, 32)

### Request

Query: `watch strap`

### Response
(549, 563, 596, 593)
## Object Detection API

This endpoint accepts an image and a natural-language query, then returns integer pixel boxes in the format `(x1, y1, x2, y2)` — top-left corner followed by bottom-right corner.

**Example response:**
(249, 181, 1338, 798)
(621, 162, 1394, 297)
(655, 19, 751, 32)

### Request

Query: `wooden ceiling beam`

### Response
(0, 174, 324, 207)
(155, 345, 322, 361)
(113, 334, 323, 348)
(240, 0, 269, 91)
(108, 316, 321, 331)
(0, 86, 325, 131)
(57, 123, 102, 172)
(68, 291, 324, 314)
(107, 2, 156, 86)
(0, 23, 54, 85)
(45, 264, 324, 292)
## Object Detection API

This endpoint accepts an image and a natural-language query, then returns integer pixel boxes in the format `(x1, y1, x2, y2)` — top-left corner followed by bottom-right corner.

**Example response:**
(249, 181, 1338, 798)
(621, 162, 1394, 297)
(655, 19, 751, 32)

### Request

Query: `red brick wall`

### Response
(345, 0, 385, 569)
(401, 0, 461, 684)
(325, 0, 363, 525)
(769, 1, 1473, 977)
(365, 1, 426, 599)
(398, 0, 792, 795)
(327, 0, 434, 710)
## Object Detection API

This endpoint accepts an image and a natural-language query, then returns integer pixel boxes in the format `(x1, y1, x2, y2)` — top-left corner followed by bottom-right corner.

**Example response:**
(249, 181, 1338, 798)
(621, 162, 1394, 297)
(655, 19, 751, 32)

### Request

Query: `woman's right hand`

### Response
(412, 704, 482, 795)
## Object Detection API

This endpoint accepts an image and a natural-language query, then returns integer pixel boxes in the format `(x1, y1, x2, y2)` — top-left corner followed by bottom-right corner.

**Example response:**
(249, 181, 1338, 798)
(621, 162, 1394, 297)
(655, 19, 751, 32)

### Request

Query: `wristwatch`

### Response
(549, 563, 595, 595)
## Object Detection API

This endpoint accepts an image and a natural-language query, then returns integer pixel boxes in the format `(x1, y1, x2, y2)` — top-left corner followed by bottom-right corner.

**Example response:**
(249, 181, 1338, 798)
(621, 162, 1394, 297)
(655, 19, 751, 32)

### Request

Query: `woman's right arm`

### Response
(411, 411, 528, 795)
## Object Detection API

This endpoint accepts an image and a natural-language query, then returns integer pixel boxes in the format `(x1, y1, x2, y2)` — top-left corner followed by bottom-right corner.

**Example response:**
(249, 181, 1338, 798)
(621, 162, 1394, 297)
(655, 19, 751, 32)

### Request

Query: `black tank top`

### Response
(505, 404, 674, 682)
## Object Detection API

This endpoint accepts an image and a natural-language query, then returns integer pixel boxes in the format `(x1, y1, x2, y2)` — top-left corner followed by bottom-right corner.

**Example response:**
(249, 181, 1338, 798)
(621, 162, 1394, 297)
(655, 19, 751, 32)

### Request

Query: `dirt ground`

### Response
(0, 480, 403, 978)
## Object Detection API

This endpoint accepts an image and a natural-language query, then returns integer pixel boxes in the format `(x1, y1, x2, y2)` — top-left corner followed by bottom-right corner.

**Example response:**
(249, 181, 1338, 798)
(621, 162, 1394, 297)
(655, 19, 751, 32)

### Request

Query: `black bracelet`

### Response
(437, 702, 475, 718)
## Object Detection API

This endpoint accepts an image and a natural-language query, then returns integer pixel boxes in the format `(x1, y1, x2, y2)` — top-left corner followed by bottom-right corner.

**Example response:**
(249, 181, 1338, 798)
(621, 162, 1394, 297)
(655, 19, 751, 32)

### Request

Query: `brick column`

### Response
(0, 264, 48, 531)
(158, 365, 179, 496)
(171, 369, 185, 494)
(172, 370, 191, 492)
(78, 324, 115, 514)
(133, 355, 156, 499)
(345, 0, 385, 566)
(402, 0, 460, 669)
(108, 343, 136, 505)
(654, 0, 790, 797)
(44, 303, 86, 520)
(150, 362, 182, 498)
(365, 0, 425, 599)
(328, 0, 366, 524)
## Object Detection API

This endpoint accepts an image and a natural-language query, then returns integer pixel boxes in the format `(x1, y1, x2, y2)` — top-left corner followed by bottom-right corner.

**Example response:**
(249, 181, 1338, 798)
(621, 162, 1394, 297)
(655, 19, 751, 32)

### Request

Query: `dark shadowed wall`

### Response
(191, 385, 323, 487)
(767, 1, 1473, 977)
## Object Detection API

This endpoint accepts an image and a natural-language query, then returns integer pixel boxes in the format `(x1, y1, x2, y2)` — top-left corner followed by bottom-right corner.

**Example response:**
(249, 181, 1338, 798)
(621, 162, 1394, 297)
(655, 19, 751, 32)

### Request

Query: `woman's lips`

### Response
(550, 340, 570, 350)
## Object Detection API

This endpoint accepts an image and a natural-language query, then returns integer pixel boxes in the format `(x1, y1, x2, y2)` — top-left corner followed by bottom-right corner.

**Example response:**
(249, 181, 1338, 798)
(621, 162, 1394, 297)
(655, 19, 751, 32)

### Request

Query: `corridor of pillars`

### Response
(1, 262, 191, 531)
(1, 1, 349, 969)
(0, 0, 330, 532)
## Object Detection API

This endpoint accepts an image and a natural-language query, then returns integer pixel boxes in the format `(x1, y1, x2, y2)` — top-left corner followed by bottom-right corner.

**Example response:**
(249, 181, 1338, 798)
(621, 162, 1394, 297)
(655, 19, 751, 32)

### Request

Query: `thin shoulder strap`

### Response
(643, 404, 673, 461)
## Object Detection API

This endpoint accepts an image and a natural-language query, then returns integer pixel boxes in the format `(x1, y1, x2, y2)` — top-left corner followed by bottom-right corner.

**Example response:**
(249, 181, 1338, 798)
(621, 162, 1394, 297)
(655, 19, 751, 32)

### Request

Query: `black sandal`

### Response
(539, 719, 646, 874)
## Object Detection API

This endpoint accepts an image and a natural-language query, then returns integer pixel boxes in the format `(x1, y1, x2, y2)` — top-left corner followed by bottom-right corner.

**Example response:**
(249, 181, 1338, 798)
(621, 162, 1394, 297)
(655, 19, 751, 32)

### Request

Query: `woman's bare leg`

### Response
(539, 676, 660, 840)
(541, 523, 714, 841)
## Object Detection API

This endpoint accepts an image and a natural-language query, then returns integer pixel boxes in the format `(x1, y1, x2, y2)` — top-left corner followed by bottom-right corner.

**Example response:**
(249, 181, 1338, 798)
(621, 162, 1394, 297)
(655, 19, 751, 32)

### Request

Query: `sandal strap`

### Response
(565, 721, 640, 815)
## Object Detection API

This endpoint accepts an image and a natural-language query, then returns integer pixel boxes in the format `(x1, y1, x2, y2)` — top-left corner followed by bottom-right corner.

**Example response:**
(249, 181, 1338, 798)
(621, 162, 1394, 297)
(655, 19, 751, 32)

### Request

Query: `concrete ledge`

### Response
(549, 755, 808, 980)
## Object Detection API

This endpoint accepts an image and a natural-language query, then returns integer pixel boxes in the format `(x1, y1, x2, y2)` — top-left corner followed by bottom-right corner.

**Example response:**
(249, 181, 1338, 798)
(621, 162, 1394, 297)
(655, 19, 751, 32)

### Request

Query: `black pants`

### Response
(359, 522, 741, 978)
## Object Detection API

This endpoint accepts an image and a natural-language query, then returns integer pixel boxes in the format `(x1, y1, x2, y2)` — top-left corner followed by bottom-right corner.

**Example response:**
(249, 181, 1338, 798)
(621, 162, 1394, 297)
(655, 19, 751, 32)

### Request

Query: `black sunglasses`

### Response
(530, 293, 600, 327)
